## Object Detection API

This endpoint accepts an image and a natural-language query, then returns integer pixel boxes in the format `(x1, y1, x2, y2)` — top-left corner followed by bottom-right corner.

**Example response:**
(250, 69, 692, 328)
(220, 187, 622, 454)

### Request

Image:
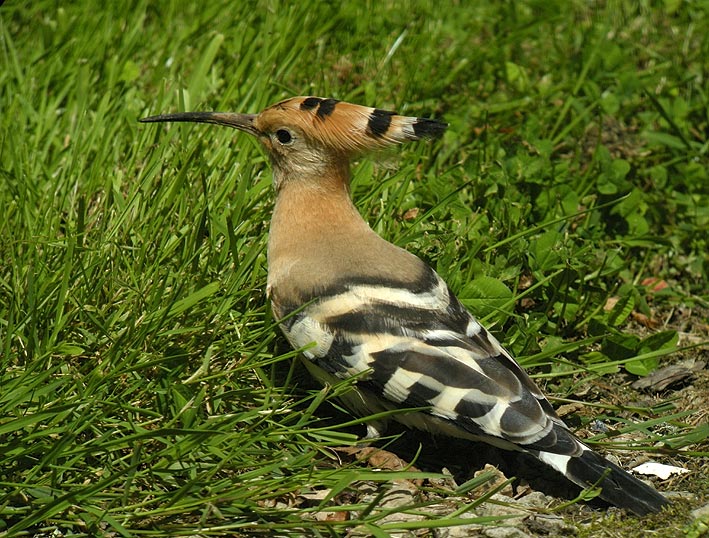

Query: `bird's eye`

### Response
(275, 129, 293, 145)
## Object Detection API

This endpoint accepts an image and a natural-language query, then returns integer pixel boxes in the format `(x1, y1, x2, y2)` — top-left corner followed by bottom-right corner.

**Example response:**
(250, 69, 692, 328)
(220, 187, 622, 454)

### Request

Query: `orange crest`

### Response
(254, 97, 446, 155)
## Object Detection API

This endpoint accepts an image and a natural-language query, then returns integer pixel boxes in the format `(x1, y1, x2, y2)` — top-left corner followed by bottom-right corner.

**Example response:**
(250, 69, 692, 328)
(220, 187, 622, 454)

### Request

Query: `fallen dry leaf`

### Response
(604, 296, 619, 311)
(631, 359, 706, 392)
(556, 402, 584, 417)
(335, 446, 418, 472)
(641, 277, 669, 293)
(402, 207, 419, 221)
(313, 510, 349, 522)
(630, 311, 661, 329)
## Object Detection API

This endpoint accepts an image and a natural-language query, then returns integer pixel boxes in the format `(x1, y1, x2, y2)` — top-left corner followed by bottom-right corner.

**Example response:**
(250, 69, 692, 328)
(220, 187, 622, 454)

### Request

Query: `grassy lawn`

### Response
(1, 1, 708, 536)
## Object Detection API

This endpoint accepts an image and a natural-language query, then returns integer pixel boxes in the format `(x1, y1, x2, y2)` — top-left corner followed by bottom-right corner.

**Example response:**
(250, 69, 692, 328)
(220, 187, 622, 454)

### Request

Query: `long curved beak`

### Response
(139, 111, 259, 135)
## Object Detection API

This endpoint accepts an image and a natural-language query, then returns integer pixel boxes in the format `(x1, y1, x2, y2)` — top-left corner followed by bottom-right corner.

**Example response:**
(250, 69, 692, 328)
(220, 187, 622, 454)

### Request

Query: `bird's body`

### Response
(141, 96, 668, 515)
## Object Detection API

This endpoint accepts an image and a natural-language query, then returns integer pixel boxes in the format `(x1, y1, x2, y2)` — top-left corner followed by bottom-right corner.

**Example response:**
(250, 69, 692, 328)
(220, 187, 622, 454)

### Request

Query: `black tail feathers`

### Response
(566, 449, 669, 516)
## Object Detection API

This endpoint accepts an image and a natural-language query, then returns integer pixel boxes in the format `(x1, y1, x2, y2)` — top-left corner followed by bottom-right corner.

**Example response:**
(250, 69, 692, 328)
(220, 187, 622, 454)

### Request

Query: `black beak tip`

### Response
(138, 114, 170, 123)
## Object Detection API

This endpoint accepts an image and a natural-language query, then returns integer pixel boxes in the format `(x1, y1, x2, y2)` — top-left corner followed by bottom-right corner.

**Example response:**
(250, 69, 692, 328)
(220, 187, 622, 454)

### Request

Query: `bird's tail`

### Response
(537, 443, 669, 516)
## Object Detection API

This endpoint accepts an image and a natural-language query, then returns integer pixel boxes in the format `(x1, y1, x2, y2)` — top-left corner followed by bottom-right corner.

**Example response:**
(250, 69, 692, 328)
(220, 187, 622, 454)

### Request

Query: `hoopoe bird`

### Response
(141, 96, 668, 515)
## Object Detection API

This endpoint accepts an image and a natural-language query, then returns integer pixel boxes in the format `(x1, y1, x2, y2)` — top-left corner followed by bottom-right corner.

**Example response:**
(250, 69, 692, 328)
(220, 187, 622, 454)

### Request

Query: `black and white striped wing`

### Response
(276, 267, 670, 515)
(277, 268, 569, 453)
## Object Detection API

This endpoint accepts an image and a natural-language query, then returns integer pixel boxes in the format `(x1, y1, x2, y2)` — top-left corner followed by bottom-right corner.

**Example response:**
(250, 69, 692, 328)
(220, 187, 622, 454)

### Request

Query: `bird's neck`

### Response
(268, 165, 374, 270)
(266, 165, 429, 315)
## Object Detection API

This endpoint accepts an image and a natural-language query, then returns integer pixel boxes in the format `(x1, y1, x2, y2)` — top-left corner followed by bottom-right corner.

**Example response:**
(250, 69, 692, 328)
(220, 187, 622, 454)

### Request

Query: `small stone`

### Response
(691, 501, 709, 520)
(474, 464, 514, 497)
(525, 514, 577, 536)
(477, 493, 528, 518)
(483, 527, 533, 538)
(518, 491, 553, 509)
(429, 467, 458, 490)
(379, 479, 418, 507)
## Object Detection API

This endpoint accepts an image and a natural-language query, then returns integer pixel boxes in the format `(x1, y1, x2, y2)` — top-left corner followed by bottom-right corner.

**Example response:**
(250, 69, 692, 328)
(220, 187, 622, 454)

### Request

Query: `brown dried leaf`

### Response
(631, 359, 706, 392)
(402, 207, 419, 221)
(631, 311, 661, 329)
(518, 274, 534, 290)
(641, 277, 669, 293)
(604, 296, 620, 312)
(334, 446, 418, 472)
(556, 402, 584, 418)
(314, 510, 349, 522)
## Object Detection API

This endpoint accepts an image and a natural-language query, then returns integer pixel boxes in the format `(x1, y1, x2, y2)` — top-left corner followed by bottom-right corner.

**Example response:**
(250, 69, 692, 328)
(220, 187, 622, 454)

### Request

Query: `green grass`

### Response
(1, 0, 708, 536)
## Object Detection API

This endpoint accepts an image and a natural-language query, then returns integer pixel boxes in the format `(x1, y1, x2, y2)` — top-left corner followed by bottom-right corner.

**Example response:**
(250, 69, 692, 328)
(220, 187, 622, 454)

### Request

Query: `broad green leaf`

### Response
(459, 276, 513, 321)
(624, 356, 659, 376)
(642, 130, 687, 149)
(529, 230, 562, 272)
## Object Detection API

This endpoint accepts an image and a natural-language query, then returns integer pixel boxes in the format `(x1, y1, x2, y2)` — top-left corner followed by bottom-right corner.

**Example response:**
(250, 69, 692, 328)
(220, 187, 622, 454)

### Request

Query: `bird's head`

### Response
(140, 96, 446, 191)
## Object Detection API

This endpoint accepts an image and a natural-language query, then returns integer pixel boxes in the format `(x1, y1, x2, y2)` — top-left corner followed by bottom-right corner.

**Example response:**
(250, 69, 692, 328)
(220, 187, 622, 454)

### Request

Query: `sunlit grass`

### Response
(1, 1, 707, 536)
